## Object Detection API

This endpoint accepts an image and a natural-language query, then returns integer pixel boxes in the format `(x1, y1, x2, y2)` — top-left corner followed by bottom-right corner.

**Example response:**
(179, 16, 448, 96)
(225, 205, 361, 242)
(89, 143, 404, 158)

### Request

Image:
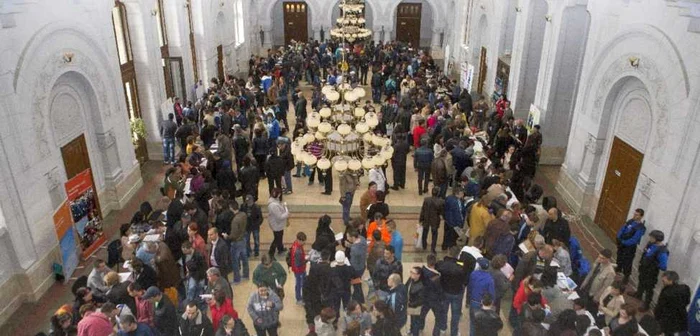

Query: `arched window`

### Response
(234, 0, 245, 46)
(156, 0, 175, 98)
(112, 1, 147, 161)
(187, 2, 199, 82)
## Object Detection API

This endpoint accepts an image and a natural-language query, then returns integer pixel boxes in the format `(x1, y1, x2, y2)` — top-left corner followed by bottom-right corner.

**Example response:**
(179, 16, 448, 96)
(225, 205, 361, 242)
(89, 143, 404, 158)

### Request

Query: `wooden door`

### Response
(283, 2, 308, 46)
(217, 44, 224, 81)
(595, 137, 643, 239)
(168, 57, 187, 101)
(396, 3, 422, 49)
(61, 135, 102, 216)
(477, 47, 487, 94)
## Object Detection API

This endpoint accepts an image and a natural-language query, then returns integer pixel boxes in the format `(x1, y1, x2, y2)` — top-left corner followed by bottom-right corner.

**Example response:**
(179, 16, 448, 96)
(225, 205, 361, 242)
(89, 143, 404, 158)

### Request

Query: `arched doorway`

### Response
(513, 0, 548, 116)
(272, 0, 312, 46)
(595, 77, 652, 239)
(393, 0, 434, 49)
(112, 1, 147, 163)
(473, 14, 488, 95)
(216, 12, 226, 80)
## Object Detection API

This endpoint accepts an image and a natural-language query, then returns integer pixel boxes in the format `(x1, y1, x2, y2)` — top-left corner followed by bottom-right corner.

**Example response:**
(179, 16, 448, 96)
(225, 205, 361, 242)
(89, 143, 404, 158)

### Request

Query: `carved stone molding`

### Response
(44, 167, 62, 190)
(638, 173, 654, 198)
(584, 134, 604, 155)
(96, 130, 116, 150)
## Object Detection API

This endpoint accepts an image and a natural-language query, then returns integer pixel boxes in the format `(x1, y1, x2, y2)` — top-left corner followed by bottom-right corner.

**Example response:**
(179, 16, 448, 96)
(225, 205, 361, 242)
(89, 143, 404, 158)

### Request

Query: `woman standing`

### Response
(209, 289, 238, 330)
(267, 188, 289, 256)
(247, 285, 283, 336)
(606, 304, 638, 336)
(371, 300, 401, 336)
(406, 266, 425, 336)
(597, 281, 625, 327)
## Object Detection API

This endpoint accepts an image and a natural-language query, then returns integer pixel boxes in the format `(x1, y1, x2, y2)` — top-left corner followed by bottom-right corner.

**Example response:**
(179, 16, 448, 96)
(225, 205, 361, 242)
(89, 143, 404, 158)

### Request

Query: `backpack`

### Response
(285, 247, 293, 268)
(107, 239, 123, 268)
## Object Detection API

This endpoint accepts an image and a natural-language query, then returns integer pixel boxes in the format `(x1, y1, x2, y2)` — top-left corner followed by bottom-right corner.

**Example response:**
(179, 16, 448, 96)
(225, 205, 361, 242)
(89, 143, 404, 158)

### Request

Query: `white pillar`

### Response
(507, 0, 533, 116)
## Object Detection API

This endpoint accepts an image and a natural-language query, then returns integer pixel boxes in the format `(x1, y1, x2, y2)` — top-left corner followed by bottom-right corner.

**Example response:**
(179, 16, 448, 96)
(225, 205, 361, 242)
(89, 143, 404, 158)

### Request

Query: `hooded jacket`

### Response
(266, 197, 289, 232)
(247, 290, 283, 329)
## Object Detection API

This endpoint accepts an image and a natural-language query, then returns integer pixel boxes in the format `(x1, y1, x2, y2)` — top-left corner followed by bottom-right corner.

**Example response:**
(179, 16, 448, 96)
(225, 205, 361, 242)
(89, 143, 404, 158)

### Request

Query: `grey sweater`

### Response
(349, 237, 368, 275)
(247, 290, 283, 329)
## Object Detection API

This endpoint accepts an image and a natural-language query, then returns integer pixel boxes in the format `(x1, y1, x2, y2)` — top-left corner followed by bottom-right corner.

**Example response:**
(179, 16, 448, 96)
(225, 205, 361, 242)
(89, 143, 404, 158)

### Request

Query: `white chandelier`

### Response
(292, 2, 391, 172)
(330, 0, 372, 43)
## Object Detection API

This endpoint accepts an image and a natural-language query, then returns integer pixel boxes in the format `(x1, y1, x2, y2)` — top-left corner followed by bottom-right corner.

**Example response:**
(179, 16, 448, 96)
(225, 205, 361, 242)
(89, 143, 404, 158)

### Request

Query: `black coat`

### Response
(265, 154, 285, 178)
(154, 295, 179, 335)
(542, 211, 570, 245)
(654, 283, 691, 333)
(134, 264, 158, 290)
(391, 140, 410, 167)
(210, 239, 231, 277)
(239, 166, 259, 195)
(473, 309, 503, 336)
(436, 257, 467, 295)
(105, 281, 137, 316)
(179, 312, 214, 336)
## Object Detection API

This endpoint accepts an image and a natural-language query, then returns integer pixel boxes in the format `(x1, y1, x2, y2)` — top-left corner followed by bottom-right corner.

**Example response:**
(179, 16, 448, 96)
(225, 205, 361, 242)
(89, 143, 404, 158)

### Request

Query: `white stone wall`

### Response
(257, 0, 451, 54)
(554, 0, 700, 291)
(0, 0, 255, 325)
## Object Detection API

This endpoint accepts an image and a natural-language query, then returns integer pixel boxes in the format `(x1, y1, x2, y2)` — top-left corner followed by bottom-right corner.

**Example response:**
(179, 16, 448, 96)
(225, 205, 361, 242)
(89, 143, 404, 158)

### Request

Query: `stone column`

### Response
(431, 29, 443, 58)
(262, 28, 273, 50)
(507, 0, 533, 114)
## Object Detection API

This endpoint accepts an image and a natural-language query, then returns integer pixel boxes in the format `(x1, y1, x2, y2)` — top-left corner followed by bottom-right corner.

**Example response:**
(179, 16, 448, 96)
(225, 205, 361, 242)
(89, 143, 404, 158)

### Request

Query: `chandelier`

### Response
(330, 0, 372, 42)
(291, 1, 393, 172)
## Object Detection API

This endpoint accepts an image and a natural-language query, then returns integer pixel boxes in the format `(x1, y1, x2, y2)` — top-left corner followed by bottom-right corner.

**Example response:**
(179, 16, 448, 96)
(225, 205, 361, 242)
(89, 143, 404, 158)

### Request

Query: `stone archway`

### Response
(512, 0, 548, 116)
(390, 0, 434, 48)
(269, 0, 316, 46)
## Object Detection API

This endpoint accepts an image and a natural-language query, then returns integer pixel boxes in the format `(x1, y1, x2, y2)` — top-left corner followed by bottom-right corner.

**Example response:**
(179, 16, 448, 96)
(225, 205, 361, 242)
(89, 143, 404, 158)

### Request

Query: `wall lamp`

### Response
(629, 56, 640, 68)
(515, 7, 522, 12)
(545, 15, 552, 22)
(63, 52, 74, 63)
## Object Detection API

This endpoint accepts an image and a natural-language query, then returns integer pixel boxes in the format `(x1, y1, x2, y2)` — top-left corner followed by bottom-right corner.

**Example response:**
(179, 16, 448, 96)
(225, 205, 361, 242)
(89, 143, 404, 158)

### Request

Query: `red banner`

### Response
(64, 169, 105, 259)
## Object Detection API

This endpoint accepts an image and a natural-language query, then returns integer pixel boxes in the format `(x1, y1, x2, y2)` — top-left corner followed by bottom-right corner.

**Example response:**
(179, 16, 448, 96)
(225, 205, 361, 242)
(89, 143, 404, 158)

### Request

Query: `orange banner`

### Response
(52, 201, 73, 238)
(64, 168, 105, 260)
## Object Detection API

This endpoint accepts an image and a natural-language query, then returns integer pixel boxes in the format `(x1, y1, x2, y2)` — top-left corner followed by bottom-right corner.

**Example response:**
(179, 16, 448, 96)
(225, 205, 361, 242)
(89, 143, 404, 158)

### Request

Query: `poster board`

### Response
(527, 104, 542, 134)
(64, 169, 106, 259)
(461, 62, 475, 93)
(492, 56, 511, 101)
(52, 201, 79, 279)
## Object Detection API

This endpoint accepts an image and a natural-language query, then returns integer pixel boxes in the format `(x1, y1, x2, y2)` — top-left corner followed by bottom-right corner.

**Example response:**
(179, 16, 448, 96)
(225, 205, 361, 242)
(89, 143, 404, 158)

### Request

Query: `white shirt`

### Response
(210, 239, 219, 267)
(369, 168, 386, 192)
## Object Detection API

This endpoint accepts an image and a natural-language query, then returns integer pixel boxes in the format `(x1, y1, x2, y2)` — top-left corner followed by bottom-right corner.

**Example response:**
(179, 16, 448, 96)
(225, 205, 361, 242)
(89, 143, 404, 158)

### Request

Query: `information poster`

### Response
(64, 169, 105, 259)
(52, 201, 79, 279)
(461, 62, 475, 93)
(527, 104, 542, 134)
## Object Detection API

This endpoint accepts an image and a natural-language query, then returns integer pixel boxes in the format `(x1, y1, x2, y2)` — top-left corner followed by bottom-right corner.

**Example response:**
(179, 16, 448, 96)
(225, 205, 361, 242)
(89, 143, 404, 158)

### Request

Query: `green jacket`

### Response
(252, 261, 287, 289)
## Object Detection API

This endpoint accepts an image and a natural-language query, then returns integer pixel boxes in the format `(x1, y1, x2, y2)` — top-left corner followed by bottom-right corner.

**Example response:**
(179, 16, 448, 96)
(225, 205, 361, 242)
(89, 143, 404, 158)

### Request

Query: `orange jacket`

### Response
(367, 220, 391, 245)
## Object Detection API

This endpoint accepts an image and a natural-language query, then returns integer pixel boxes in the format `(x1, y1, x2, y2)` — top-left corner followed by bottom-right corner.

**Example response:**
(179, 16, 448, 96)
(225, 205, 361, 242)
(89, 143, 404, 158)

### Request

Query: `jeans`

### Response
(186, 277, 207, 311)
(284, 170, 292, 192)
(421, 225, 439, 252)
(245, 229, 260, 256)
(442, 290, 464, 336)
(254, 325, 278, 336)
(420, 300, 445, 336)
(163, 137, 175, 163)
(269, 230, 285, 256)
(372, 87, 382, 103)
(230, 240, 249, 282)
(294, 272, 305, 302)
(438, 183, 448, 198)
(468, 301, 480, 336)
(342, 192, 354, 225)
(410, 313, 426, 336)
(417, 169, 431, 193)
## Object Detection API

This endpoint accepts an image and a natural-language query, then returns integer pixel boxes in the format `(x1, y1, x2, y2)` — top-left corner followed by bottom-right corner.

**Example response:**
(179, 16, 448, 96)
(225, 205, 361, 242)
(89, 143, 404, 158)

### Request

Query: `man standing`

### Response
(542, 207, 571, 246)
(443, 187, 466, 251)
(347, 229, 368, 303)
(206, 267, 232, 300)
(654, 271, 691, 335)
(160, 113, 178, 165)
(468, 259, 496, 336)
(339, 170, 360, 226)
(223, 201, 249, 283)
(419, 187, 445, 254)
(633, 230, 669, 309)
(414, 138, 434, 195)
(616, 208, 646, 285)
(179, 302, 214, 336)
(208, 228, 231, 279)
(431, 149, 450, 198)
(143, 286, 178, 336)
(372, 246, 403, 297)
(580, 249, 616, 310)
(390, 133, 410, 190)
(241, 194, 263, 257)
(290, 232, 307, 305)
(473, 294, 503, 336)
(436, 247, 467, 336)
(468, 195, 493, 247)
(387, 220, 404, 262)
(294, 91, 307, 122)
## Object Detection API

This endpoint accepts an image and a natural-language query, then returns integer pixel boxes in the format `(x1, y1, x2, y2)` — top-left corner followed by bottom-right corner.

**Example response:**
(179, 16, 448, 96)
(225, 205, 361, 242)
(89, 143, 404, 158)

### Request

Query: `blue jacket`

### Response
(268, 119, 280, 141)
(414, 146, 434, 170)
(617, 220, 646, 247)
(642, 244, 669, 271)
(387, 283, 408, 328)
(390, 231, 404, 261)
(444, 196, 466, 228)
(468, 270, 495, 304)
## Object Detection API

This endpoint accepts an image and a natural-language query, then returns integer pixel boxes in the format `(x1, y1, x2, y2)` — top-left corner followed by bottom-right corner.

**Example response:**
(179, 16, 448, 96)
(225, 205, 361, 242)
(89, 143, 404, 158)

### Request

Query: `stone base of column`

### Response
(539, 146, 566, 165)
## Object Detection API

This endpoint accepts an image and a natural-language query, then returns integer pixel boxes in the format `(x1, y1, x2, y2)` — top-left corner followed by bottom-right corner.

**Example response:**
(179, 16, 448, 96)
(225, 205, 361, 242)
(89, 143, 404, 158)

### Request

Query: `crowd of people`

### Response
(41, 37, 692, 336)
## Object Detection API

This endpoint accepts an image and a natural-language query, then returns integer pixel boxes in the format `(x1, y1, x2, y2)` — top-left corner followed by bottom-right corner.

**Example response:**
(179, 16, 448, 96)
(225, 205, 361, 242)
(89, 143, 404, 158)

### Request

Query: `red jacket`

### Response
(413, 126, 427, 148)
(513, 279, 548, 313)
(209, 298, 238, 330)
(77, 311, 113, 336)
(290, 241, 306, 274)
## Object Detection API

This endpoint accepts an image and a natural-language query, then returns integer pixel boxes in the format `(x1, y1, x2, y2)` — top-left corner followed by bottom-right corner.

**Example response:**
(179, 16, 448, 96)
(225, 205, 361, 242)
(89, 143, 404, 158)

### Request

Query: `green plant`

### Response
(130, 118, 147, 145)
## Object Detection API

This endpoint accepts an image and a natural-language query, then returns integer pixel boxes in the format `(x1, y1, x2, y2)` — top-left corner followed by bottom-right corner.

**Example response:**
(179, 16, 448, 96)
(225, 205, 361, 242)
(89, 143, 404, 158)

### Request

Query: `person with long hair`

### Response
(372, 300, 401, 336)
(606, 304, 639, 336)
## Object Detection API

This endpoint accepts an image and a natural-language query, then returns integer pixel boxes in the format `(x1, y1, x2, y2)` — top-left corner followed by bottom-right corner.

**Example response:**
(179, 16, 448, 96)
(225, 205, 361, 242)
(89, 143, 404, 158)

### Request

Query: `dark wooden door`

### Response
(595, 137, 643, 239)
(217, 44, 224, 81)
(61, 134, 102, 216)
(396, 3, 422, 49)
(283, 2, 308, 46)
(477, 47, 487, 94)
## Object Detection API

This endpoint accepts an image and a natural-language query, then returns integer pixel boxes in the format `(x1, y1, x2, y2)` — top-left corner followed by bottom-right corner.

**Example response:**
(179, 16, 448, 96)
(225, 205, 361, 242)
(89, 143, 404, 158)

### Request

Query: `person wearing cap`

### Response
(143, 286, 178, 336)
(468, 258, 496, 336)
(580, 248, 616, 310)
(330, 250, 354, 317)
(633, 229, 669, 309)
